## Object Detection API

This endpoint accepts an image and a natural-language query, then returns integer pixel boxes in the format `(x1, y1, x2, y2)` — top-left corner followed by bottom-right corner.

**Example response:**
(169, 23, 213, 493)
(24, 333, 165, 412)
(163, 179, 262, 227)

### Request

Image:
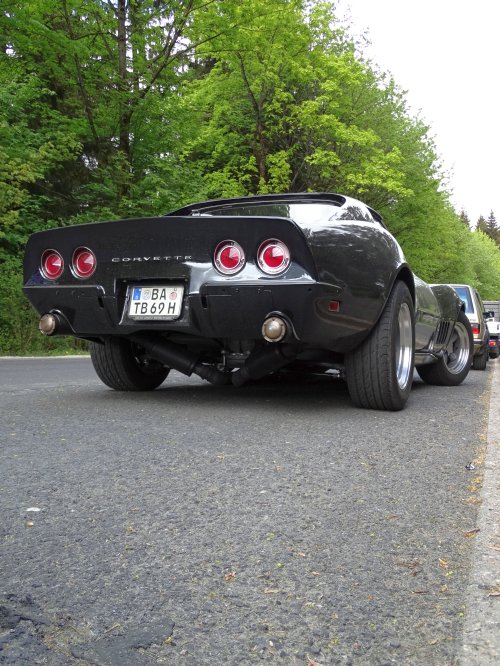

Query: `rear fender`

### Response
(430, 284, 463, 320)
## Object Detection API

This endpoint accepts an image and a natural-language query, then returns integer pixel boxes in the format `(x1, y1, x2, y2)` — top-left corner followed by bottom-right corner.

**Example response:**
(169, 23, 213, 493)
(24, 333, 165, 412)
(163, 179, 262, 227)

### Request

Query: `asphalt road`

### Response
(0, 357, 498, 665)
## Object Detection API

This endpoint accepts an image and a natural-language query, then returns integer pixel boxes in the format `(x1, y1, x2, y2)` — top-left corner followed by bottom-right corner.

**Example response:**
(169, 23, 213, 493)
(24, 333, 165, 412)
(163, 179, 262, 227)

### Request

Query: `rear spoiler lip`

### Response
(168, 192, 387, 230)
(166, 192, 348, 216)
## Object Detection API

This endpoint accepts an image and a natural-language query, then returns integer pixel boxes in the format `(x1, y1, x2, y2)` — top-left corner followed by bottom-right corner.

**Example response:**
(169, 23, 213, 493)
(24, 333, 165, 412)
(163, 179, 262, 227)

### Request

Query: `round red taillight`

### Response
(41, 250, 64, 280)
(214, 241, 245, 275)
(72, 247, 96, 278)
(257, 239, 290, 275)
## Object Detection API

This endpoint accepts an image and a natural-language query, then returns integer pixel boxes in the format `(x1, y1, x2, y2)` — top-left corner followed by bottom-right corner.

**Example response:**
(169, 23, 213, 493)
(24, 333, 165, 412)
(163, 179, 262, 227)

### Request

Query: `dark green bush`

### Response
(0, 254, 87, 355)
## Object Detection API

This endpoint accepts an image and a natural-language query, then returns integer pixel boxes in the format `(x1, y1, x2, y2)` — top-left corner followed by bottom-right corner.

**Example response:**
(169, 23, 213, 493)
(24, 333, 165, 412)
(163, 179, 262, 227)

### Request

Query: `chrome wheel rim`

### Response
(396, 302, 413, 389)
(445, 321, 470, 374)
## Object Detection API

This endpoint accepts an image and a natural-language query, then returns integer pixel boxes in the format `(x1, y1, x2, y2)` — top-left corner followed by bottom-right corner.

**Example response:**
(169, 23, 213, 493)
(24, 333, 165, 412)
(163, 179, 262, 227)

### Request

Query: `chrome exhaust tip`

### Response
(262, 316, 288, 343)
(39, 313, 57, 336)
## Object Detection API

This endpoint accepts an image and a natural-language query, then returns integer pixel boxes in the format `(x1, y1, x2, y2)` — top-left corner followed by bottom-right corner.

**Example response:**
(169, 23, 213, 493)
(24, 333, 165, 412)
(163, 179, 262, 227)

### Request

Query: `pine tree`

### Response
(476, 215, 487, 232)
(459, 209, 471, 227)
(477, 211, 500, 246)
(486, 210, 500, 246)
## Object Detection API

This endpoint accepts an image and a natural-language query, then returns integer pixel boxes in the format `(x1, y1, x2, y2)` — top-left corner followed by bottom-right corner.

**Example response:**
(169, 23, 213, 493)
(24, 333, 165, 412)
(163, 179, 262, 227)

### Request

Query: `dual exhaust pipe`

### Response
(39, 312, 293, 342)
(38, 311, 297, 386)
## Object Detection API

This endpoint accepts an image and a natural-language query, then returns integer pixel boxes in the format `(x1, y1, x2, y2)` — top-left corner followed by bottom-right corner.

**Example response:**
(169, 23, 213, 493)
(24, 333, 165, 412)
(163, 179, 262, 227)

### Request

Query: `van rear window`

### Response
(454, 287, 473, 313)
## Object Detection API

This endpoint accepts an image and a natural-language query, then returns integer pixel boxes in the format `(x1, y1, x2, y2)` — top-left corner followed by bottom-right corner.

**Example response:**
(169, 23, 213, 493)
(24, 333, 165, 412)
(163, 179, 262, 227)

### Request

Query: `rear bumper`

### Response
(488, 337, 499, 357)
(473, 337, 489, 355)
(23, 280, 382, 353)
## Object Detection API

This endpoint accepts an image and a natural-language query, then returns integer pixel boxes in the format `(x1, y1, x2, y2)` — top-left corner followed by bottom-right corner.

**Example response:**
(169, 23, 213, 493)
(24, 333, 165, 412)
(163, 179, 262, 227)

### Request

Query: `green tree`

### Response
(477, 210, 500, 246)
(1, 0, 243, 225)
(0, 64, 81, 254)
(458, 209, 471, 228)
(466, 230, 500, 297)
(183, 0, 417, 207)
(476, 215, 487, 232)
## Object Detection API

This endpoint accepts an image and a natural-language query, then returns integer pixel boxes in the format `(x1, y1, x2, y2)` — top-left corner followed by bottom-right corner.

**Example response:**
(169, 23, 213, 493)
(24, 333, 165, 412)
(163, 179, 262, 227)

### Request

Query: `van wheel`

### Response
(472, 347, 488, 370)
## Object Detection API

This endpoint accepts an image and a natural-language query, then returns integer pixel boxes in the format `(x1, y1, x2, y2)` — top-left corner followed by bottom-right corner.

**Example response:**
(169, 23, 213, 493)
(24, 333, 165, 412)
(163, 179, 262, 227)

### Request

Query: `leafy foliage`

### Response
(0, 253, 86, 354)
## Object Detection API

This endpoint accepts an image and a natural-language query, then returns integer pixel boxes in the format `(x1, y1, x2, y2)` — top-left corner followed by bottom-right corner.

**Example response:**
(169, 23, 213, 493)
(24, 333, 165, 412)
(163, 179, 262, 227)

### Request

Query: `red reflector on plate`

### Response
(329, 300, 340, 312)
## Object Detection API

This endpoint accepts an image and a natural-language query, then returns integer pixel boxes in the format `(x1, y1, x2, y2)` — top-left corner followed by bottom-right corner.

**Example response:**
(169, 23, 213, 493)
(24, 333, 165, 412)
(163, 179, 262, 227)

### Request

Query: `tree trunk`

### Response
(117, 0, 130, 162)
(255, 116, 268, 183)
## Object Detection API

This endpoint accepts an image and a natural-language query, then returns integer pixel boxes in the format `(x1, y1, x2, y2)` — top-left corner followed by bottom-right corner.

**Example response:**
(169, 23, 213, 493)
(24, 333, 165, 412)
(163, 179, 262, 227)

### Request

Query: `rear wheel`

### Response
(345, 281, 415, 411)
(472, 346, 489, 370)
(89, 338, 169, 390)
(417, 310, 473, 385)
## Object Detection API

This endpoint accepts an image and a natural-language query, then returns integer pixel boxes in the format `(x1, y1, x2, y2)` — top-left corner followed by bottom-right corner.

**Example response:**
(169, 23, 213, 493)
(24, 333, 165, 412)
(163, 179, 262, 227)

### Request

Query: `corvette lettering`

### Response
(111, 256, 192, 262)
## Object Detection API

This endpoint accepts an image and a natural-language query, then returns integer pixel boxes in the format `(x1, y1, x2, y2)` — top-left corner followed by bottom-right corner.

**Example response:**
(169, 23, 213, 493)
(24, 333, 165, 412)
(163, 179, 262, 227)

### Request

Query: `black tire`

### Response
(472, 347, 489, 370)
(89, 338, 169, 390)
(489, 348, 499, 360)
(417, 310, 473, 385)
(345, 281, 415, 411)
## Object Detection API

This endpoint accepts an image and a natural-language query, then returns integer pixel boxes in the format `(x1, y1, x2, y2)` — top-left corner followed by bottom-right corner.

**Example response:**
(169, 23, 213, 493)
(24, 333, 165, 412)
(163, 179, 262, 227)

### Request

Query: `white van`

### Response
(448, 285, 489, 370)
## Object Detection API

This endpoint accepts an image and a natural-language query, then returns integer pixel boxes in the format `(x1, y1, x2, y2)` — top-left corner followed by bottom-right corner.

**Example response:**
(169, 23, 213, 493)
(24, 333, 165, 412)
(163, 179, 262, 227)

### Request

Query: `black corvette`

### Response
(23, 192, 473, 410)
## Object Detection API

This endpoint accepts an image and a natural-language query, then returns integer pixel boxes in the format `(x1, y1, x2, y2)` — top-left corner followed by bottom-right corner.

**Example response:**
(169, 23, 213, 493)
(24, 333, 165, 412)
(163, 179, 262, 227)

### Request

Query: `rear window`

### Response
(196, 202, 374, 225)
(454, 286, 474, 314)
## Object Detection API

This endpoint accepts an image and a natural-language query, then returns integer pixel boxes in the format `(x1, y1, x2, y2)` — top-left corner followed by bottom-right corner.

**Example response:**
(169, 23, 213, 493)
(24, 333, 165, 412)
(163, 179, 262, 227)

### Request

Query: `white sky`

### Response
(336, 0, 500, 224)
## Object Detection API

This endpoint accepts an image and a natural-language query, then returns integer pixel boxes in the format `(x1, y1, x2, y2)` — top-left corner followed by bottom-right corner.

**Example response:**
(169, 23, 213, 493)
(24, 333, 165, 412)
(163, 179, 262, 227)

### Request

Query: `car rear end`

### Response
(24, 191, 410, 358)
(487, 318, 500, 358)
(449, 284, 489, 368)
(24, 212, 383, 356)
(24, 215, 311, 337)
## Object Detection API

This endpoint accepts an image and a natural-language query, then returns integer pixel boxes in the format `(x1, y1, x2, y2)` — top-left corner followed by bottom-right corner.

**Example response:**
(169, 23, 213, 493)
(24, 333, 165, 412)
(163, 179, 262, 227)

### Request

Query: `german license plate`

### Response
(127, 285, 184, 320)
